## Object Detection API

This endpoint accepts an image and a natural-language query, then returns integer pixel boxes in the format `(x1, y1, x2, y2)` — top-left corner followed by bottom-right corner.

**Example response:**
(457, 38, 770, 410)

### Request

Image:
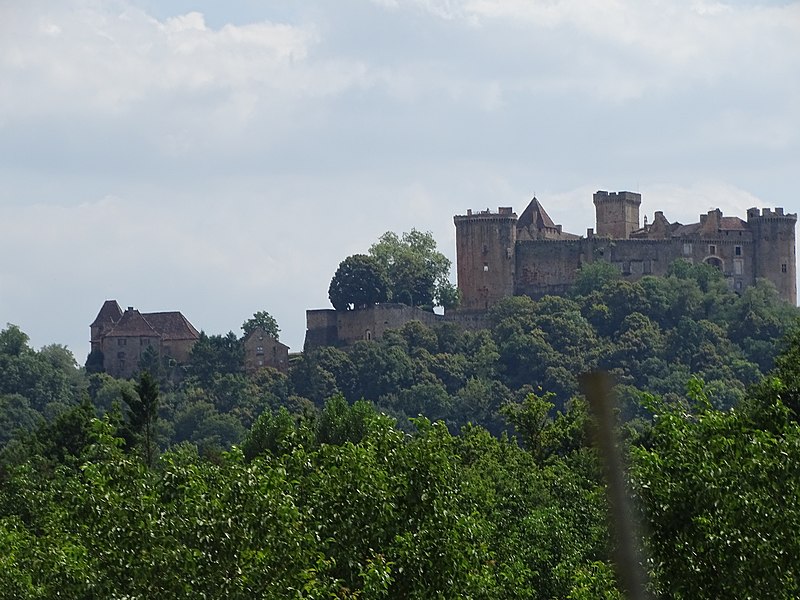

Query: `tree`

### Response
(122, 371, 160, 466)
(328, 254, 390, 311)
(369, 229, 455, 309)
(241, 311, 280, 340)
(188, 331, 244, 385)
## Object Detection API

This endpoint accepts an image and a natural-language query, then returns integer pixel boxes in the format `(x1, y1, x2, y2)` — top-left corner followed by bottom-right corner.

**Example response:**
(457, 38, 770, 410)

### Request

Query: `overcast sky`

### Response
(1, 0, 798, 359)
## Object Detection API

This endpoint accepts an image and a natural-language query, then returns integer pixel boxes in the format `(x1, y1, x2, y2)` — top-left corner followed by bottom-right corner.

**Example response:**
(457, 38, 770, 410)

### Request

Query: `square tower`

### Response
(593, 191, 641, 239)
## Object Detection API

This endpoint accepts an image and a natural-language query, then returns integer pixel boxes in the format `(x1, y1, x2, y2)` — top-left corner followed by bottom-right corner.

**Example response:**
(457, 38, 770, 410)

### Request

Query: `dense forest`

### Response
(2, 260, 800, 598)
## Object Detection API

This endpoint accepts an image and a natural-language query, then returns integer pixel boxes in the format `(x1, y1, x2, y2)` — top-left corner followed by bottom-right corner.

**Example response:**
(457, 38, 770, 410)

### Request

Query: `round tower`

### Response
(593, 190, 641, 239)
(454, 207, 517, 311)
(747, 207, 797, 304)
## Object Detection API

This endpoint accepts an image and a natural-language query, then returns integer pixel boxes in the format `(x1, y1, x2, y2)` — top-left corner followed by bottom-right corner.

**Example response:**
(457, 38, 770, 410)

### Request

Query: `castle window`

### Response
(482, 244, 488, 254)
(256, 346, 264, 355)
(506, 247, 512, 259)
(483, 262, 489, 272)
(683, 243, 692, 256)
(735, 281, 743, 291)
(782, 263, 788, 273)
(709, 244, 716, 256)
(257, 360, 263, 367)
(117, 351, 125, 359)
(118, 338, 126, 346)
(365, 330, 372, 341)
(734, 259, 743, 275)
(735, 246, 742, 256)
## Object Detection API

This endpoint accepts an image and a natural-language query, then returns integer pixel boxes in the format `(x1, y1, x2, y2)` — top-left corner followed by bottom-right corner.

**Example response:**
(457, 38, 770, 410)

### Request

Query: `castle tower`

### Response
(454, 207, 517, 311)
(593, 191, 641, 239)
(747, 207, 797, 304)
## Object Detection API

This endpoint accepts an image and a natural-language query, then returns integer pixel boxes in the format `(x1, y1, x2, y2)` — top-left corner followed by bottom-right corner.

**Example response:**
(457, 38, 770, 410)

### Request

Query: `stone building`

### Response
(242, 326, 290, 373)
(90, 300, 200, 378)
(454, 191, 797, 311)
(304, 189, 796, 349)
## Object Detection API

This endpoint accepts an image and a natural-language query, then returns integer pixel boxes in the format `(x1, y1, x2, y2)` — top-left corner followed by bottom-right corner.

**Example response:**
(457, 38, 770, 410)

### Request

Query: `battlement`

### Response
(593, 190, 642, 205)
(455, 207, 517, 221)
(747, 207, 797, 221)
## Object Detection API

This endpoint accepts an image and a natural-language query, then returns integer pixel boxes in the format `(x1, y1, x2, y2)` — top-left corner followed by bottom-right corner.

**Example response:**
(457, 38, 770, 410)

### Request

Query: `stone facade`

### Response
(243, 326, 290, 373)
(455, 191, 797, 310)
(90, 301, 200, 378)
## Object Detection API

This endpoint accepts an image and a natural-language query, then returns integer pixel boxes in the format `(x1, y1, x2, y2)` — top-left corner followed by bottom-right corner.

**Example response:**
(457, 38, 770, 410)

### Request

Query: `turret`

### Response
(454, 207, 517, 311)
(747, 207, 797, 304)
(593, 190, 641, 239)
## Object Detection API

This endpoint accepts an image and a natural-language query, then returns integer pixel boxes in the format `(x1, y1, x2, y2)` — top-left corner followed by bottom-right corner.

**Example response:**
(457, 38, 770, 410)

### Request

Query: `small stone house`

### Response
(242, 326, 290, 373)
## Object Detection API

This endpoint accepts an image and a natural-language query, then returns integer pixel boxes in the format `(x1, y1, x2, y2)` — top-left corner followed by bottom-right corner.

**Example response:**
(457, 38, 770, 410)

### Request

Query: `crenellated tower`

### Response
(593, 190, 641, 239)
(747, 207, 797, 304)
(454, 207, 517, 311)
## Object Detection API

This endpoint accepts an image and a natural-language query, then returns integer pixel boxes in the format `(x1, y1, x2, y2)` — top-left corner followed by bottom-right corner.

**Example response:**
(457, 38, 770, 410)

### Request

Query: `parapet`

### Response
(456, 207, 518, 221)
(593, 190, 642, 205)
(747, 207, 797, 221)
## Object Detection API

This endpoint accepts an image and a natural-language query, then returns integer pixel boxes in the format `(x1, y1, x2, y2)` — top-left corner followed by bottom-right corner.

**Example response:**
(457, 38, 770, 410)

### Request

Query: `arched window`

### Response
(705, 256, 723, 271)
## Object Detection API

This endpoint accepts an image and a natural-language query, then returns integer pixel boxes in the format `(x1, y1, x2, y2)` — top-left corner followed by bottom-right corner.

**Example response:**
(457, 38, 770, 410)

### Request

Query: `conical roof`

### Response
(517, 197, 557, 231)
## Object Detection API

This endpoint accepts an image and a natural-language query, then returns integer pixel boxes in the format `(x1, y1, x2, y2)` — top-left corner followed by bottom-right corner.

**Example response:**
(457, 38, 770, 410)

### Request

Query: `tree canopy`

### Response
(369, 229, 458, 309)
(241, 310, 280, 340)
(328, 254, 390, 311)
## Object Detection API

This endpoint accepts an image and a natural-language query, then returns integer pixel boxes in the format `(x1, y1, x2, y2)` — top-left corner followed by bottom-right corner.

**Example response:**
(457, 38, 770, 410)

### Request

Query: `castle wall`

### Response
(604, 237, 756, 292)
(514, 240, 584, 298)
(513, 236, 764, 296)
(305, 310, 339, 349)
(304, 304, 490, 350)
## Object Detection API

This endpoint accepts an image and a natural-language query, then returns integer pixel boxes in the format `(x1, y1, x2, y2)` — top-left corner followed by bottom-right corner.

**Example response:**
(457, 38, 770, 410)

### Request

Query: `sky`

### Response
(1, 0, 799, 360)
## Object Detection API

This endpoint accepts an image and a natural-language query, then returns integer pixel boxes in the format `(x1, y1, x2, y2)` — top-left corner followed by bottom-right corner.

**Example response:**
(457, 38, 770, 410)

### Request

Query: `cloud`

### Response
(370, 0, 800, 101)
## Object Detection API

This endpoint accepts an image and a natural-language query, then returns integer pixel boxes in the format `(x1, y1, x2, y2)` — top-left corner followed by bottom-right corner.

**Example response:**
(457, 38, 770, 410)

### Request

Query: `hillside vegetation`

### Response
(2, 261, 800, 597)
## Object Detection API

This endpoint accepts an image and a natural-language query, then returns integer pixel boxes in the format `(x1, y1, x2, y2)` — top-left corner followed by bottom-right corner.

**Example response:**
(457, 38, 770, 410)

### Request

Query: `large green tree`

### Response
(369, 229, 458, 309)
(328, 254, 390, 311)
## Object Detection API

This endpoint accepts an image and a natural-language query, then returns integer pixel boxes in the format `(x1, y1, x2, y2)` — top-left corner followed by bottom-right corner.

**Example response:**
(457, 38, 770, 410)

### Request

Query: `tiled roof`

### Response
(104, 309, 160, 337)
(517, 197, 557, 230)
(673, 217, 748, 236)
(90, 300, 123, 327)
(721, 217, 747, 231)
(242, 326, 289, 350)
(144, 312, 201, 341)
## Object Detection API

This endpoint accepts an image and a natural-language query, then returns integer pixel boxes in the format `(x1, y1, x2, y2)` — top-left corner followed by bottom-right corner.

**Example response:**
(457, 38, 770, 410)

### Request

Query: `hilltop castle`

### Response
(455, 191, 797, 310)
(303, 189, 796, 349)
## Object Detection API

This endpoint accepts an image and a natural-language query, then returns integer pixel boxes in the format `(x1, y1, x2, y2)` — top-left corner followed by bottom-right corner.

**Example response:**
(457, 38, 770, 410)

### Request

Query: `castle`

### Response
(454, 191, 797, 310)
(305, 190, 796, 349)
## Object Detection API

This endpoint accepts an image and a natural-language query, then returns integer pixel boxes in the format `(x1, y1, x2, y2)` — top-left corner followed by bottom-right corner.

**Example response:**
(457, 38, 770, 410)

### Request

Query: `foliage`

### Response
(369, 229, 457, 309)
(328, 254, 390, 311)
(241, 310, 281, 340)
